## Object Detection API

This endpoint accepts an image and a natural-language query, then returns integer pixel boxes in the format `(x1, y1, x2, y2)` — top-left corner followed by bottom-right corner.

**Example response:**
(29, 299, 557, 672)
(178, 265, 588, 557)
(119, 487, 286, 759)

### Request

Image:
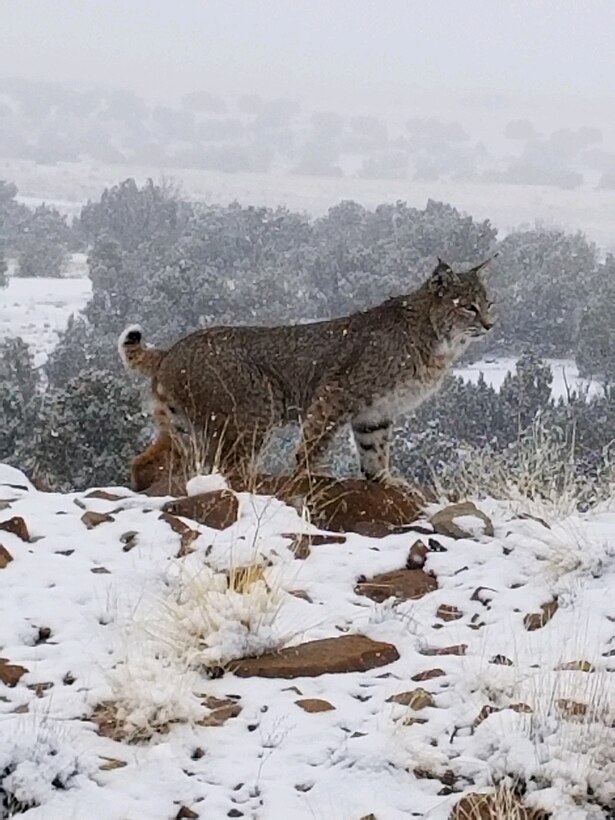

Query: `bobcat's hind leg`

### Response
(351, 417, 392, 482)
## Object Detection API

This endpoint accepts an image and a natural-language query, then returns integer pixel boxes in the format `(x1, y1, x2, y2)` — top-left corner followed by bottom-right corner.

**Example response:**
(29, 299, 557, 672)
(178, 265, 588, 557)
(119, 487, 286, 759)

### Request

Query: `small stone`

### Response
(120, 531, 139, 552)
(407, 540, 428, 568)
(36, 626, 52, 644)
(27, 681, 54, 698)
(556, 698, 588, 719)
(176, 807, 199, 819)
(509, 703, 532, 714)
(85, 490, 126, 501)
(0, 516, 30, 541)
(91, 566, 111, 574)
(411, 668, 446, 682)
(473, 704, 500, 727)
(490, 655, 513, 666)
(386, 688, 434, 709)
(98, 756, 127, 771)
(228, 810, 243, 818)
(420, 644, 467, 656)
(81, 511, 115, 529)
(0, 545, 13, 568)
(198, 703, 242, 727)
(295, 698, 335, 713)
(0, 659, 28, 686)
(524, 598, 558, 631)
(288, 589, 313, 603)
(355, 569, 437, 602)
(556, 660, 595, 672)
(430, 502, 494, 540)
(436, 604, 463, 621)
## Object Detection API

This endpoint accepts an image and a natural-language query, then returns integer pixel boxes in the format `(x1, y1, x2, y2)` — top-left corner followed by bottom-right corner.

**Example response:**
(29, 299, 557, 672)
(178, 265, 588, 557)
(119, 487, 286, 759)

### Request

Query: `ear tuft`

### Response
(429, 258, 458, 296)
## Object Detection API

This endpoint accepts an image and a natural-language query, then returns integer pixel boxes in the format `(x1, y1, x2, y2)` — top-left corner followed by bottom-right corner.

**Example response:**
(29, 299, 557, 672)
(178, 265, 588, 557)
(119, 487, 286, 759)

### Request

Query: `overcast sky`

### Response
(2, 0, 615, 112)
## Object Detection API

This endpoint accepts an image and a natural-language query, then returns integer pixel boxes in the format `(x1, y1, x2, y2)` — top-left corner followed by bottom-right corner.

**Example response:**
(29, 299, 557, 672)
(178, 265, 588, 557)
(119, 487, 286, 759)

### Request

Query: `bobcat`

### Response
(119, 257, 495, 481)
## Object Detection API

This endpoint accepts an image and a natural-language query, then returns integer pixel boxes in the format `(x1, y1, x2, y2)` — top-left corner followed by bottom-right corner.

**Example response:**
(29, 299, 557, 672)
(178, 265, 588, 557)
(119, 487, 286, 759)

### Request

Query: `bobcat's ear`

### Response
(428, 258, 459, 297)
(464, 252, 499, 279)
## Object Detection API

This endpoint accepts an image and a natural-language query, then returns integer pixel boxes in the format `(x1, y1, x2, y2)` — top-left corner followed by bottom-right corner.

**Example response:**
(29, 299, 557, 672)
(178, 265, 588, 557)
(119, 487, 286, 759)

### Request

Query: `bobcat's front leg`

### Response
(351, 418, 392, 481)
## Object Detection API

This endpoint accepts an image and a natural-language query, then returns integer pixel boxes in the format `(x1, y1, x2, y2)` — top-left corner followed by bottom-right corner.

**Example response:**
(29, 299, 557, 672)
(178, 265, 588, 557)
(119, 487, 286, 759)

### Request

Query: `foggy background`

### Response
(2, 0, 615, 244)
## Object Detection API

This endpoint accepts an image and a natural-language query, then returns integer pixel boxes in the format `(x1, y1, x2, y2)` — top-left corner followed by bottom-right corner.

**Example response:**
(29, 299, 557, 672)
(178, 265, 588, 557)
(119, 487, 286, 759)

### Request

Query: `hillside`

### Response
(0, 464, 613, 819)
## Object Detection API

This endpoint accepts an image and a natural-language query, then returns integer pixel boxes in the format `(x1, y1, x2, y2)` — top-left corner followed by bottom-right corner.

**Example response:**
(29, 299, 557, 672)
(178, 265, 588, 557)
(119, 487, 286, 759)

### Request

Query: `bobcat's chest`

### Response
(359, 375, 444, 424)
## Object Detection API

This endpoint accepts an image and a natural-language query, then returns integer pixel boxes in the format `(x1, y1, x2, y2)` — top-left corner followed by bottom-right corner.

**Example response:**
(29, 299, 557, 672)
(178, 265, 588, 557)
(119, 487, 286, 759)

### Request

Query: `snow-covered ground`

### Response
(0, 465, 613, 819)
(0, 275, 91, 366)
(5, 157, 615, 250)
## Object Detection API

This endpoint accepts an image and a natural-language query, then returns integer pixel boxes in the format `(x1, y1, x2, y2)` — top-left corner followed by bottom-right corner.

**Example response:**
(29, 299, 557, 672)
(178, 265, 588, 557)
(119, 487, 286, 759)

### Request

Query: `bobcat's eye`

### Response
(465, 304, 479, 315)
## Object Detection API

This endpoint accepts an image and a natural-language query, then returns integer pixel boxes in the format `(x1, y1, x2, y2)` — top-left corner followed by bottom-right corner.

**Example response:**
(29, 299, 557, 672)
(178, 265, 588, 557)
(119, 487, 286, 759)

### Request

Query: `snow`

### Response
(0, 463, 613, 819)
(455, 356, 603, 400)
(0, 275, 91, 366)
(186, 472, 230, 496)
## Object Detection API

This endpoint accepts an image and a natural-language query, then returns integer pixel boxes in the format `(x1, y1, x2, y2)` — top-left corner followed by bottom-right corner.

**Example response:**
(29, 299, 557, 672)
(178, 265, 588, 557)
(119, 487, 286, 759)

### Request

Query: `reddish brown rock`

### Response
(436, 604, 463, 621)
(355, 569, 437, 603)
(295, 698, 335, 713)
(231, 474, 425, 536)
(163, 491, 239, 530)
(420, 644, 467, 656)
(386, 688, 434, 709)
(411, 668, 446, 682)
(159, 512, 200, 556)
(0, 516, 30, 542)
(284, 532, 346, 559)
(0, 545, 13, 568)
(407, 539, 428, 568)
(431, 502, 494, 540)
(556, 660, 594, 672)
(176, 807, 199, 820)
(85, 490, 127, 501)
(524, 598, 558, 631)
(131, 432, 188, 496)
(556, 698, 588, 719)
(0, 659, 28, 687)
(81, 510, 115, 529)
(198, 700, 242, 726)
(230, 635, 399, 678)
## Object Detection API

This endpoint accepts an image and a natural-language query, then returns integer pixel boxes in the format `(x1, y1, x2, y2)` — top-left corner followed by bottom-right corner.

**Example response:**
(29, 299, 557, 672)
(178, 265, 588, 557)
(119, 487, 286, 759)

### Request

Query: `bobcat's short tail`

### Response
(118, 324, 165, 377)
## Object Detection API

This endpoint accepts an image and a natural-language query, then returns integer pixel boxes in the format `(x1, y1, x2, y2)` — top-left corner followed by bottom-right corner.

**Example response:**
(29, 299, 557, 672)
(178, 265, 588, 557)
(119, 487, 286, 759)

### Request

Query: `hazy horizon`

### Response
(3, 0, 615, 115)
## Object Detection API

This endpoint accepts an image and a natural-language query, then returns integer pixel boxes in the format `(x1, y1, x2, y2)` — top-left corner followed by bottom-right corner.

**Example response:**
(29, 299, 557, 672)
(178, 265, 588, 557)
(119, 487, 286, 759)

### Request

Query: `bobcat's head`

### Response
(426, 257, 495, 349)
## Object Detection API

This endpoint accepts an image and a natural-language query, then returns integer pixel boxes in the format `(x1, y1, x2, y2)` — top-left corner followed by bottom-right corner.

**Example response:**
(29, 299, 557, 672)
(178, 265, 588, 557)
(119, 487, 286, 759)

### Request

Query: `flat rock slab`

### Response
(431, 501, 494, 539)
(231, 474, 425, 537)
(230, 635, 399, 678)
(163, 490, 239, 530)
(355, 569, 437, 602)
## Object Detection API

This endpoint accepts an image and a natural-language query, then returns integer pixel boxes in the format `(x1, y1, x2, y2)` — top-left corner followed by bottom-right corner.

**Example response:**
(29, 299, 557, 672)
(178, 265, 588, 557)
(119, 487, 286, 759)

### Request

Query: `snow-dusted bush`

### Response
(157, 562, 286, 670)
(0, 720, 94, 816)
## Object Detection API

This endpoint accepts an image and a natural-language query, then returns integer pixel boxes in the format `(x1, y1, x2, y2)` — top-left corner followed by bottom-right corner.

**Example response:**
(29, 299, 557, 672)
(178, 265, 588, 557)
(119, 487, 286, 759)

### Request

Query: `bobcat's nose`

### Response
(482, 319, 494, 331)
